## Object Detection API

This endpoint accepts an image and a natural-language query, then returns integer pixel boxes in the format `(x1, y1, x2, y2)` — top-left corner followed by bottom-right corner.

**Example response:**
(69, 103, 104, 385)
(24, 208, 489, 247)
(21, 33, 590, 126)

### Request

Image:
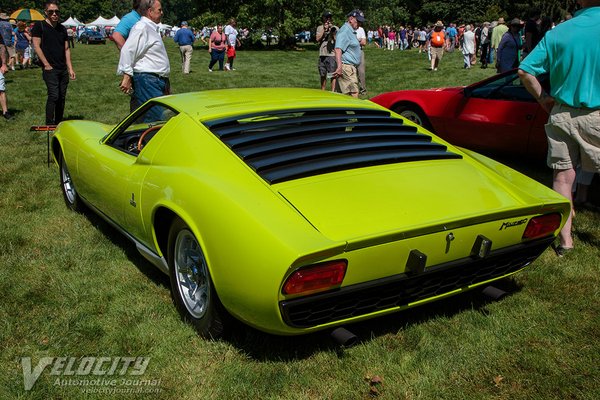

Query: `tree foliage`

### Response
(0, 0, 580, 37)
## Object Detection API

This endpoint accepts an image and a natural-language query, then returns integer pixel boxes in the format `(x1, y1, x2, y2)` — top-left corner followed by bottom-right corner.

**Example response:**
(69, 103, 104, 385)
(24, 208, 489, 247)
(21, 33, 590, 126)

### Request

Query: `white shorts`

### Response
(0, 71, 5, 92)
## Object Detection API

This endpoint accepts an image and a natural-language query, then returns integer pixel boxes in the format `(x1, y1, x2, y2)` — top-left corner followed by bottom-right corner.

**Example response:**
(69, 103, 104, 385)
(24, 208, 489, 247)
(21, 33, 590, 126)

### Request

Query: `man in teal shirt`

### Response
(334, 9, 364, 98)
(113, 0, 141, 50)
(519, 0, 600, 255)
(113, 0, 141, 111)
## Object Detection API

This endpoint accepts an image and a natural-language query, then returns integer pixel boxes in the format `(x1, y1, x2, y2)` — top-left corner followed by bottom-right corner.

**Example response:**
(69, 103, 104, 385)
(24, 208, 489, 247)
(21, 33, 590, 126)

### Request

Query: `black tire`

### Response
(167, 218, 226, 339)
(59, 150, 83, 212)
(393, 104, 433, 131)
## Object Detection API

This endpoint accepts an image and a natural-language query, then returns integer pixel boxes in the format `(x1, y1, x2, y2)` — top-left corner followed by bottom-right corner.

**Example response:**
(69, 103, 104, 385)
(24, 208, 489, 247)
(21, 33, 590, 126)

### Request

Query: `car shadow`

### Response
(81, 207, 170, 289)
(222, 278, 523, 361)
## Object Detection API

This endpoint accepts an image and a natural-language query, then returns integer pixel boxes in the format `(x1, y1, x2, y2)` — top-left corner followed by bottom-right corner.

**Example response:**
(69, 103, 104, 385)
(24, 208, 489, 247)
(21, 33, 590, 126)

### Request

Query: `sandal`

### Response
(552, 243, 573, 257)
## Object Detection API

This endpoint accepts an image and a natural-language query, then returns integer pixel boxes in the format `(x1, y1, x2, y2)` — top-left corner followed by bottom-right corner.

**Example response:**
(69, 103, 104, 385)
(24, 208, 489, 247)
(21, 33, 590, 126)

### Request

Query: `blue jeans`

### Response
(132, 73, 169, 105)
(209, 49, 225, 70)
(132, 73, 169, 121)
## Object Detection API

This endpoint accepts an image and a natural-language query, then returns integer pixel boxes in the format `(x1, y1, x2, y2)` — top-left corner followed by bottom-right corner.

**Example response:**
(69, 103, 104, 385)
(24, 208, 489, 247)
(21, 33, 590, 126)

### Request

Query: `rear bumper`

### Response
(280, 236, 553, 328)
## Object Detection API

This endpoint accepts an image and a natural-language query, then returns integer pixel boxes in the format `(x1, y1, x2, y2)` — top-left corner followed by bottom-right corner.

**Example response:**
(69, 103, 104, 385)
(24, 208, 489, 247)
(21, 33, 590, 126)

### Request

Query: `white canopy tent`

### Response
(62, 16, 84, 27)
(86, 16, 112, 27)
(105, 16, 120, 26)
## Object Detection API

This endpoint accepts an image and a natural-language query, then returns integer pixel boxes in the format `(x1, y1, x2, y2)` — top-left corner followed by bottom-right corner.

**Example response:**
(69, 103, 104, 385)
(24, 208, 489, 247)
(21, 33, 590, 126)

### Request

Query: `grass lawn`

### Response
(0, 40, 599, 399)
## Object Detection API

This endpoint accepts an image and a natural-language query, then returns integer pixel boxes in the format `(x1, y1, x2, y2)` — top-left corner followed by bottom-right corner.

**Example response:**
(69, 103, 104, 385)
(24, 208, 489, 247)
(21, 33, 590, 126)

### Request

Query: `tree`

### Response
(1, 0, 580, 32)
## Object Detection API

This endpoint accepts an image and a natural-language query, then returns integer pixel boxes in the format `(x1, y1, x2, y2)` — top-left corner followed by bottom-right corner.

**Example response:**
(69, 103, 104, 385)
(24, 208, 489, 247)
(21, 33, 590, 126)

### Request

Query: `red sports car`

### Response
(370, 70, 550, 160)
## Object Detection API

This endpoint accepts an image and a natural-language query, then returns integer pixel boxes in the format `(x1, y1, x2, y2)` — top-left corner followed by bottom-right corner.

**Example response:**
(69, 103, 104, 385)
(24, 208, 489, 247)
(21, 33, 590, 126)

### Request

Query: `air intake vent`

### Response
(204, 108, 461, 184)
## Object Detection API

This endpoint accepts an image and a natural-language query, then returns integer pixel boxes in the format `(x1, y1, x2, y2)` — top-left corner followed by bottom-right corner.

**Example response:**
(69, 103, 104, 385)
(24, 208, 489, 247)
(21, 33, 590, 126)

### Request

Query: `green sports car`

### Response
(51, 88, 570, 338)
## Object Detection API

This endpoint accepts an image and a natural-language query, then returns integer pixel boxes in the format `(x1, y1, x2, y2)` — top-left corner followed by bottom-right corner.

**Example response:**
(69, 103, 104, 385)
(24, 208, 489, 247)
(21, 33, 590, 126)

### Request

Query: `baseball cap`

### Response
(347, 9, 365, 23)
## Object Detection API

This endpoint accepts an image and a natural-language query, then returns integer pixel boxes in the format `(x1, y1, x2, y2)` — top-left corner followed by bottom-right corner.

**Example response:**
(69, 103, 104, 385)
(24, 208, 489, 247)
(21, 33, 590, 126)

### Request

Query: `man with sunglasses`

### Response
(32, 0, 76, 126)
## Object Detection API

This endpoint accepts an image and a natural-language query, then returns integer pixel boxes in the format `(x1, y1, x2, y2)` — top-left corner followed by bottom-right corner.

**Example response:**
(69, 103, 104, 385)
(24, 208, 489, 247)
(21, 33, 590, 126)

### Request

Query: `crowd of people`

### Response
(357, 10, 560, 73)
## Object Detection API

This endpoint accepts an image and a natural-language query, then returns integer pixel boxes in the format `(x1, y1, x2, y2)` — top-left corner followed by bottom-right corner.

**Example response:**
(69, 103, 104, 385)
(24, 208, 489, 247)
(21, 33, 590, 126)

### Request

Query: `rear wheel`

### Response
(59, 150, 83, 212)
(168, 218, 225, 339)
(393, 104, 432, 131)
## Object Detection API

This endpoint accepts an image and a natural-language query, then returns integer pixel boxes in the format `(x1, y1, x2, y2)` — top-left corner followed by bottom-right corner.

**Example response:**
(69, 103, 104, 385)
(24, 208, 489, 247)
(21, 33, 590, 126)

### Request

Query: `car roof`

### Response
(156, 88, 384, 122)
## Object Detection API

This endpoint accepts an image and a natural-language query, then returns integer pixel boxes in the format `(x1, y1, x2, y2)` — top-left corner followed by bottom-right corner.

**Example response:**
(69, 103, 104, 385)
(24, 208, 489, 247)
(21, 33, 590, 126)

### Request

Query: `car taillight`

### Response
(283, 260, 347, 295)
(522, 213, 562, 240)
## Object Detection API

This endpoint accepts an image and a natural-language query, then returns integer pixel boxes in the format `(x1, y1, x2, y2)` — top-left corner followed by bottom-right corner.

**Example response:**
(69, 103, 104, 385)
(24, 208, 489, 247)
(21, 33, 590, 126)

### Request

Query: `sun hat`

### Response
(435, 20, 443, 27)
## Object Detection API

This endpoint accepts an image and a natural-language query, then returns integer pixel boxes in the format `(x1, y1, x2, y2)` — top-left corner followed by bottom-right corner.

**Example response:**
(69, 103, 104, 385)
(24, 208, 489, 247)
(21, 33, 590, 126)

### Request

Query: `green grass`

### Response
(1, 41, 599, 399)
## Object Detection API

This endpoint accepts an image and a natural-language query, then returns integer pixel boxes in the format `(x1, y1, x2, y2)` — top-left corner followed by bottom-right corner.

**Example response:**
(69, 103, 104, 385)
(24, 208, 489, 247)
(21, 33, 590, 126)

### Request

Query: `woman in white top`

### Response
(224, 18, 241, 71)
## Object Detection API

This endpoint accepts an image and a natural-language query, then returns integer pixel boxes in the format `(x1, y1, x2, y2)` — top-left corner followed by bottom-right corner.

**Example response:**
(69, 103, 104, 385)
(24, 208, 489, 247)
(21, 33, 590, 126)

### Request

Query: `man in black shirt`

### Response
(32, 0, 75, 125)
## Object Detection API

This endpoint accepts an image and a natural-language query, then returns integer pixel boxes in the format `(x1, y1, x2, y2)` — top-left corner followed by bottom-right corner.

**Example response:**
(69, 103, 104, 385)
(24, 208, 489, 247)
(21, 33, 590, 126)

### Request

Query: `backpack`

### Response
(431, 30, 445, 46)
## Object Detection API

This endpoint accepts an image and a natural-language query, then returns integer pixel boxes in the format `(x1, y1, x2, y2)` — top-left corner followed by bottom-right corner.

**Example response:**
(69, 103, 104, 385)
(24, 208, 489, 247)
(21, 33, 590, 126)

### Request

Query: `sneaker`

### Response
(3, 112, 13, 120)
(224, 64, 230, 71)
(231, 68, 236, 71)
(208, 68, 212, 72)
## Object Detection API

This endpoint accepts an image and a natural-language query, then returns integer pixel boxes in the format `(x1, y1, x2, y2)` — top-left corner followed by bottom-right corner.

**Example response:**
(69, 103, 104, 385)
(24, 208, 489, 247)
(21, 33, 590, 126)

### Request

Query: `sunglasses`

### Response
(47, 9, 60, 15)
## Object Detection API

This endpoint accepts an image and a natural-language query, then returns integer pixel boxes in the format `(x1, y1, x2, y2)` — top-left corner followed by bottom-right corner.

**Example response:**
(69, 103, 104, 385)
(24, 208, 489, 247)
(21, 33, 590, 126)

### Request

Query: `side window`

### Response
(468, 72, 549, 103)
(469, 76, 509, 99)
(107, 103, 178, 155)
(494, 77, 535, 102)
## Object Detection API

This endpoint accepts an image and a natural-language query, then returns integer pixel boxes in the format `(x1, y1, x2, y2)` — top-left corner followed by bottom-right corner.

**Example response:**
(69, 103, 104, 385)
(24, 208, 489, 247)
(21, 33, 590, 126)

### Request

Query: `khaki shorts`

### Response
(545, 103, 600, 172)
(431, 46, 444, 61)
(6, 45, 16, 58)
(338, 63, 359, 94)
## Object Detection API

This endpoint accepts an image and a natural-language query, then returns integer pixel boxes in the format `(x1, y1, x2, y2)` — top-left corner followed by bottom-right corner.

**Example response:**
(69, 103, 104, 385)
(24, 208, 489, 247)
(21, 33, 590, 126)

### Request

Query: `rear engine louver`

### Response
(204, 108, 461, 184)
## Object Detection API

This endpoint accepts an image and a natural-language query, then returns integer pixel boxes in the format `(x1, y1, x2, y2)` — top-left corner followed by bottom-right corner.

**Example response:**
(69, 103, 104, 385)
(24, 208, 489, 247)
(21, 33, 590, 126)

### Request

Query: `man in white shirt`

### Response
(118, 0, 170, 110)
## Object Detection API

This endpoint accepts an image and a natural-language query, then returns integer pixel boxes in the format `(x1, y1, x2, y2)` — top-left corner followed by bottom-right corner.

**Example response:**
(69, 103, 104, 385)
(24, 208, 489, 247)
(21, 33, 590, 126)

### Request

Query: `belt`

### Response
(135, 72, 169, 79)
(555, 103, 600, 111)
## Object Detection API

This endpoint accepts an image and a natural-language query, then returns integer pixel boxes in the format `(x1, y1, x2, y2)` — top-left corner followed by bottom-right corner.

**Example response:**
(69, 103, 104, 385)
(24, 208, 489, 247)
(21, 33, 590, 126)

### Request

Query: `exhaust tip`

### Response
(331, 327, 358, 347)
(481, 285, 508, 301)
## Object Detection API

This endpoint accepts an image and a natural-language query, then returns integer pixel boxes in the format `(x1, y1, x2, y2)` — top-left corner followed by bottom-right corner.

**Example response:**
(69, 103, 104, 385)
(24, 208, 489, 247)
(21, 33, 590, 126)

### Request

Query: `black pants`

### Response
(480, 43, 490, 67)
(42, 69, 69, 125)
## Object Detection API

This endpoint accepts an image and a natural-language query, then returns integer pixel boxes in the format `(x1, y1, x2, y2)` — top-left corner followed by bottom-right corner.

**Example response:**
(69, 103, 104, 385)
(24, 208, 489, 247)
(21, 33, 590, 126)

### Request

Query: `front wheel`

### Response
(394, 104, 432, 131)
(168, 218, 226, 339)
(59, 150, 83, 212)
